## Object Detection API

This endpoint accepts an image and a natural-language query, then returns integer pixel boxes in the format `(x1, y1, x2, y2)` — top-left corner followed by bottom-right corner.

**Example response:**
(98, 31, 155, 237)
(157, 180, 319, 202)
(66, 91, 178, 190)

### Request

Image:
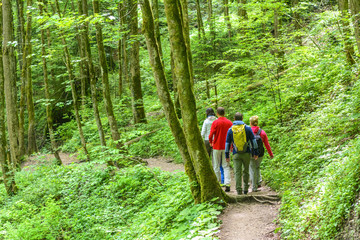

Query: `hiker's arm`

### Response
(225, 129, 232, 160)
(201, 120, 206, 139)
(261, 131, 274, 158)
(208, 122, 216, 145)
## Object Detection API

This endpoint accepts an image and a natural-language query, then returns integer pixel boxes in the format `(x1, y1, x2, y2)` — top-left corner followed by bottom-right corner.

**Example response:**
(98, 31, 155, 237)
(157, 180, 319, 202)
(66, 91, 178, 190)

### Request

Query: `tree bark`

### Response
(140, 0, 201, 202)
(54, 0, 90, 161)
(126, 0, 147, 124)
(195, 0, 205, 39)
(117, 3, 123, 98)
(170, 50, 182, 119)
(339, 0, 355, 65)
(238, 0, 248, 19)
(163, 0, 230, 203)
(24, 0, 38, 155)
(80, 0, 107, 148)
(39, 0, 62, 165)
(151, 0, 163, 57)
(2, 0, 19, 194)
(350, 0, 360, 55)
(92, 0, 123, 148)
(18, 0, 26, 157)
(224, 0, 231, 38)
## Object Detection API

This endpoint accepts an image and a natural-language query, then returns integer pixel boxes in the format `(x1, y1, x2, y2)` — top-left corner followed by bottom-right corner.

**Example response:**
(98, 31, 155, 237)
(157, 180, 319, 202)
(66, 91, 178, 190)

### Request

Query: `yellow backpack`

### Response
(232, 124, 248, 152)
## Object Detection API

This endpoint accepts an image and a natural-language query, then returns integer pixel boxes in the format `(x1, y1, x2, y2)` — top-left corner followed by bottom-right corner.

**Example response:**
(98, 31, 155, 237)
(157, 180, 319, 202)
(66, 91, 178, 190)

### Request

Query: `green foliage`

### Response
(0, 163, 222, 239)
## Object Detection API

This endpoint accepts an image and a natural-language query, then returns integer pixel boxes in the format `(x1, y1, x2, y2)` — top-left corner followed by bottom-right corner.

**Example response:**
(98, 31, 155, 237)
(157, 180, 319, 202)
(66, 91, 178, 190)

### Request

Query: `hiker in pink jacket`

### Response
(249, 115, 274, 192)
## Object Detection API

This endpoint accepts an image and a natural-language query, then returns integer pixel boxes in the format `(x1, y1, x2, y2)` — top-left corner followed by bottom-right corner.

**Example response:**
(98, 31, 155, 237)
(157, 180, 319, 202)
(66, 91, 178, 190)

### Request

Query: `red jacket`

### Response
(208, 117, 233, 150)
(251, 126, 273, 157)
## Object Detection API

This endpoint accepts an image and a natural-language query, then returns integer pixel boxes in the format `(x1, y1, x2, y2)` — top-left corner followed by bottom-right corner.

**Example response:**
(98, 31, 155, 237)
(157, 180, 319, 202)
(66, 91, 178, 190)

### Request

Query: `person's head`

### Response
(249, 115, 259, 126)
(216, 107, 225, 117)
(206, 108, 215, 117)
(234, 112, 243, 121)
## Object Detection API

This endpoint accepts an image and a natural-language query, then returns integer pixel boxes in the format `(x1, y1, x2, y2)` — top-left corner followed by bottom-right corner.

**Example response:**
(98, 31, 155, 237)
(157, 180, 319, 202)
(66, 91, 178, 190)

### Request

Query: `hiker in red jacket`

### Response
(208, 107, 233, 192)
(249, 115, 274, 192)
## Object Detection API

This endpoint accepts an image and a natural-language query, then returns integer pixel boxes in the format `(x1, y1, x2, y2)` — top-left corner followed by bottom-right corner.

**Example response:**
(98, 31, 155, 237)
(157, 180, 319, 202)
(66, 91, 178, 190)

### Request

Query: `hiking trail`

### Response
(25, 153, 280, 240)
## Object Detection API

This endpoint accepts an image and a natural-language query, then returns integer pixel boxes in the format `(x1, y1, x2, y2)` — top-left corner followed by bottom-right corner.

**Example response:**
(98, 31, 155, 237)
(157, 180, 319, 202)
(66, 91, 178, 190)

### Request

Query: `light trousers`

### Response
(212, 149, 231, 185)
(250, 156, 263, 191)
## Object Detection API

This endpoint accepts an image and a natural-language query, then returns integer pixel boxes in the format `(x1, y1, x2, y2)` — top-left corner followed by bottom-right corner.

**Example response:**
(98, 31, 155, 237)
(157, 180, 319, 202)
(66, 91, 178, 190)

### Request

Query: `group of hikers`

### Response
(201, 107, 274, 195)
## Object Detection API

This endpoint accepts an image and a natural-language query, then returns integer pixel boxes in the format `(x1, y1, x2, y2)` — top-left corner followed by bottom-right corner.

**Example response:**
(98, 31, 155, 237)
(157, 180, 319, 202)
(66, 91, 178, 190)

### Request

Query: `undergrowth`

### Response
(0, 163, 222, 239)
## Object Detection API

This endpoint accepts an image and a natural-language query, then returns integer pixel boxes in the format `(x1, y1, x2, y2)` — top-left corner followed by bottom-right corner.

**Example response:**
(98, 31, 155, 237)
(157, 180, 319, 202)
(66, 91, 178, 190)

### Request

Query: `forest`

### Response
(1, 0, 360, 238)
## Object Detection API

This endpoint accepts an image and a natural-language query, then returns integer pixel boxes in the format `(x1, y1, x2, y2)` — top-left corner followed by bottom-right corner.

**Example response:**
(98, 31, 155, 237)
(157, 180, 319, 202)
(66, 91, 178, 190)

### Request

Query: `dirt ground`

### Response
(146, 157, 281, 240)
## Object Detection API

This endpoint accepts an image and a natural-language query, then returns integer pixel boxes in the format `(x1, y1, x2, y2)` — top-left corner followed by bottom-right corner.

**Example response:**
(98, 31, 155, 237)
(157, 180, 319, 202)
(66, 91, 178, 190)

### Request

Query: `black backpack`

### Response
(254, 129, 265, 157)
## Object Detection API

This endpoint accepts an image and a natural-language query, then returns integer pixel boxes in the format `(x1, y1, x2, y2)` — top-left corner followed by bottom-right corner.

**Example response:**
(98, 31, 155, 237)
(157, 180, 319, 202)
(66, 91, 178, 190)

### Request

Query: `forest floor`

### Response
(24, 153, 281, 240)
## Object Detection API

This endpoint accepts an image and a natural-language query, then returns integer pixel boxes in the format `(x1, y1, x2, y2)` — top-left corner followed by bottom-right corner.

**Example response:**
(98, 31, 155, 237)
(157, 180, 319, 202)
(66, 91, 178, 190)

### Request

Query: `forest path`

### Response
(24, 153, 280, 239)
(146, 157, 281, 240)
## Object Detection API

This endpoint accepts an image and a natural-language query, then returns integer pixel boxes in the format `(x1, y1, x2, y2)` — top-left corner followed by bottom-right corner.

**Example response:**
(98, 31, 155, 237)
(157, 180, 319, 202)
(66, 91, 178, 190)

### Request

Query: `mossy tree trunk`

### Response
(150, 0, 163, 58)
(195, 0, 205, 39)
(126, 0, 147, 124)
(79, 0, 107, 148)
(350, 0, 360, 55)
(92, 0, 123, 148)
(39, 0, 62, 165)
(25, 0, 37, 155)
(163, 0, 230, 203)
(55, 0, 90, 161)
(2, 0, 19, 194)
(140, 0, 201, 202)
(339, 0, 355, 65)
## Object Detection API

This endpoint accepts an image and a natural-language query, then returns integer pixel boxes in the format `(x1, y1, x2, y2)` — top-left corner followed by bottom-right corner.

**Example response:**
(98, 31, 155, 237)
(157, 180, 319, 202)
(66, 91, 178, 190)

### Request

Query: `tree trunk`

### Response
(151, 0, 163, 57)
(339, 0, 355, 65)
(92, 0, 123, 149)
(163, 0, 230, 203)
(195, 0, 205, 39)
(55, 0, 90, 161)
(80, 0, 107, 148)
(117, 3, 123, 98)
(126, 0, 147, 124)
(24, 0, 38, 155)
(238, 0, 248, 19)
(350, 0, 360, 55)
(39, 0, 62, 165)
(224, 0, 231, 38)
(18, 0, 26, 157)
(2, 0, 19, 194)
(170, 50, 182, 119)
(140, 0, 201, 201)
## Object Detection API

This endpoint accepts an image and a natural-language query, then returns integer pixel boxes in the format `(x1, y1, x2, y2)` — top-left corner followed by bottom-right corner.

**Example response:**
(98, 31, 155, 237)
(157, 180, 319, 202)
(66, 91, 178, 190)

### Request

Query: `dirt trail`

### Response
(146, 157, 280, 240)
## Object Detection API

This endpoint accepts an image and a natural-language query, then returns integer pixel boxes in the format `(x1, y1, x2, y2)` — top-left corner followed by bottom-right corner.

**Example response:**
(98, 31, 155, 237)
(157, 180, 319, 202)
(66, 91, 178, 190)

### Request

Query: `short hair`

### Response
(234, 112, 243, 121)
(206, 108, 215, 117)
(217, 107, 225, 116)
(249, 115, 259, 126)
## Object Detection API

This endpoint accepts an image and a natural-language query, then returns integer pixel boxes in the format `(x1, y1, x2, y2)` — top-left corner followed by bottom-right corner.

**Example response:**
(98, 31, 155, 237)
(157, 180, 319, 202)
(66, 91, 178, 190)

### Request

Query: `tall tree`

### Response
(163, 0, 230, 203)
(339, 0, 355, 65)
(140, 0, 201, 201)
(92, 0, 123, 147)
(39, 0, 62, 165)
(126, 0, 147, 124)
(2, 0, 19, 194)
(24, 0, 38, 154)
(238, 0, 248, 19)
(224, 0, 231, 38)
(350, 0, 360, 55)
(150, 0, 163, 56)
(80, 0, 107, 147)
(195, 0, 205, 39)
(54, 0, 90, 161)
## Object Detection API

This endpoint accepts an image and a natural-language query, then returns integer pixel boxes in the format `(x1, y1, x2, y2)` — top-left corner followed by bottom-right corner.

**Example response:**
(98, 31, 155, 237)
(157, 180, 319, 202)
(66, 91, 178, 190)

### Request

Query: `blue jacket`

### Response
(225, 121, 258, 158)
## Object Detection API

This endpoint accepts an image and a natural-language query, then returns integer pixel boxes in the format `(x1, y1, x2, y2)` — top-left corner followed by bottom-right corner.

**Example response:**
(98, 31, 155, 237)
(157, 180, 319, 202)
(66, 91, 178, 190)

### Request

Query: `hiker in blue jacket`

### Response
(225, 112, 258, 195)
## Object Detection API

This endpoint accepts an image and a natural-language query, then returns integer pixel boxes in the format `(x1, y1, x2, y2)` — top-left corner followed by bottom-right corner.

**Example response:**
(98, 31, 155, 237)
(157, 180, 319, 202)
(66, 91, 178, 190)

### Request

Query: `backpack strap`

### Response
(256, 128, 262, 136)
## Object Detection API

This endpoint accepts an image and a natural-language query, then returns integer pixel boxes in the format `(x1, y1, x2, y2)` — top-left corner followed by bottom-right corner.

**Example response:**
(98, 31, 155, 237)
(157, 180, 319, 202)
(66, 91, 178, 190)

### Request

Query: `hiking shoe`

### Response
(225, 186, 230, 192)
(237, 191, 242, 195)
(244, 190, 248, 195)
(220, 183, 225, 187)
